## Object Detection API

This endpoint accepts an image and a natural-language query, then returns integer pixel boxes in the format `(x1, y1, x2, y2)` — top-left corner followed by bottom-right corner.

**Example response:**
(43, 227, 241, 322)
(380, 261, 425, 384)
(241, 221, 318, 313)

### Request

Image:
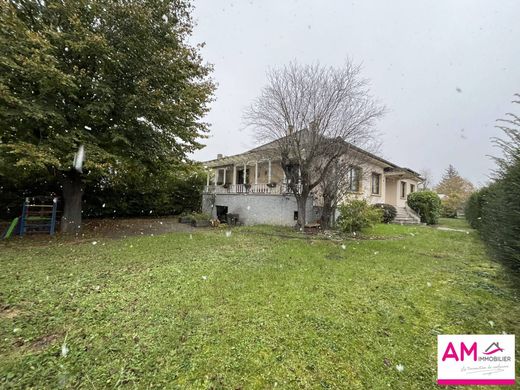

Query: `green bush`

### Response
(441, 199, 458, 218)
(407, 191, 441, 225)
(464, 188, 489, 229)
(337, 200, 383, 233)
(191, 212, 211, 221)
(372, 203, 397, 223)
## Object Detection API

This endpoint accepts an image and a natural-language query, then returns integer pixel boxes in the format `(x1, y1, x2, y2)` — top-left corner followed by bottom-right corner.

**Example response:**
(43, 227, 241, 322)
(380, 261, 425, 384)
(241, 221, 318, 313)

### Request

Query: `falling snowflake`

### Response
(189, 234, 193, 240)
(396, 364, 404, 372)
(373, 251, 379, 255)
(73, 145, 85, 173)
(427, 282, 432, 287)
(225, 231, 232, 237)
(61, 341, 69, 357)
(341, 244, 346, 250)
(201, 276, 207, 280)
(92, 241, 97, 245)
(489, 320, 495, 327)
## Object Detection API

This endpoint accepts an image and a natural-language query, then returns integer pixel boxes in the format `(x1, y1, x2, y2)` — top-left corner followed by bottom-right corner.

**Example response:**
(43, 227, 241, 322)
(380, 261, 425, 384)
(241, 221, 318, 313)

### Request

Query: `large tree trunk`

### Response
(61, 172, 83, 234)
(321, 195, 334, 230)
(296, 193, 308, 229)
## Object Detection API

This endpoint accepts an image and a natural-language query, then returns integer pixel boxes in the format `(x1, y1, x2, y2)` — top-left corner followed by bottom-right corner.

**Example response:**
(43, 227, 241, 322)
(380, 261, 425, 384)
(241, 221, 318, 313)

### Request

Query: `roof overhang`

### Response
(384, 167, 422, 181)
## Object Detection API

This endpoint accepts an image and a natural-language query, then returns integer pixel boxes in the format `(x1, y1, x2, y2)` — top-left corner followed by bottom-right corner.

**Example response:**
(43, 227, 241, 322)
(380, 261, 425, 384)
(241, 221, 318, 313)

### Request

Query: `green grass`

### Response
(437, 217, 471, 229)
(1, 224, 519, 389)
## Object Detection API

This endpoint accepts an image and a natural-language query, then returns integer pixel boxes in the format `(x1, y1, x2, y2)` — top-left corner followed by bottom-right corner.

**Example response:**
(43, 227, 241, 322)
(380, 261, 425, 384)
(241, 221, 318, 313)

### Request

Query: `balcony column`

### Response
(206, 170, 210, 186)
(243, 163, 247, 184)
(233, 165, 237, 185)
(214, 168, 218, 185)
(255, 161, 258, 185)
(223, 167, 227, 184)
(268, 160, 272, 183)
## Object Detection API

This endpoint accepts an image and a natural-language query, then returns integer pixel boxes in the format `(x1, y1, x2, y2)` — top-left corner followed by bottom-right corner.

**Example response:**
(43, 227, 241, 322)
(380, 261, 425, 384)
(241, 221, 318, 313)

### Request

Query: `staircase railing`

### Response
(404, 204, 421, 222)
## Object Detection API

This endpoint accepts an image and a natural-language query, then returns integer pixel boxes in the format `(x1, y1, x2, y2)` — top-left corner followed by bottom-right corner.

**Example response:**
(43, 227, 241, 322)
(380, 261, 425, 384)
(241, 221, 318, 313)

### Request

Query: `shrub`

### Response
(464, 188, 489, 229)
(407, 191, 441, 225)
(372, 203, 397, 223)
(441, 198, 458, 218)
(191, 212, 211, 221)
(337, 200, 383, 233)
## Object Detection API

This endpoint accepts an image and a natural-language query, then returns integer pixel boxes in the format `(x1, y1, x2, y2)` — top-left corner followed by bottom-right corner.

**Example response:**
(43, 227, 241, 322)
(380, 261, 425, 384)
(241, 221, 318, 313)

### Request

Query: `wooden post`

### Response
(206, 171, 210, 186)
(223, 167, 227, 184)
(243, 163, 247, 184)
(268, 160, 272, 183)
(214, 169, 218, 185)
(255, 161, 258, 185)
(233, 165, 237, 186)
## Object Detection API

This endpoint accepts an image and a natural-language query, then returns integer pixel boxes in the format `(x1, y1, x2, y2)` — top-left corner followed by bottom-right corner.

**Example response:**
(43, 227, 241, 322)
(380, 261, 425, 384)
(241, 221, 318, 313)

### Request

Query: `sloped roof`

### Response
(202, 136, 421, 180)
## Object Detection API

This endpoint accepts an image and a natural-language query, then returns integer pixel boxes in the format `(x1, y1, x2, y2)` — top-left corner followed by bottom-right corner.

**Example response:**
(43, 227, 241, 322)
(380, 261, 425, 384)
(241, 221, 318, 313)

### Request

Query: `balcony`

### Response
(203, 183, 290, 195)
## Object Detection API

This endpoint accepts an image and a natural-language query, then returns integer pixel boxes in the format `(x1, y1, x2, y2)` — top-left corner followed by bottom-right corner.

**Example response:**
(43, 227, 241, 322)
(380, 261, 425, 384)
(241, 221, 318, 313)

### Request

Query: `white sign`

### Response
(437, 334, 515, 386)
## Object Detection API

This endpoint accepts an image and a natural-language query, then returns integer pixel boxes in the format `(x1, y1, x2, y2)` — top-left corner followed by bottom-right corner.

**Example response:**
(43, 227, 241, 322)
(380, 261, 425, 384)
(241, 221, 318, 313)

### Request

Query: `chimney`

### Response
(217, 154, 223, 159)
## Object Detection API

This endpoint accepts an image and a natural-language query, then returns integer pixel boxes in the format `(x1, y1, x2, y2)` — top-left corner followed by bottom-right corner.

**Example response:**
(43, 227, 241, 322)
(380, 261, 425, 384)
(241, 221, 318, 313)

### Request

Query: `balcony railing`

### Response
(204, 183, 290, 194)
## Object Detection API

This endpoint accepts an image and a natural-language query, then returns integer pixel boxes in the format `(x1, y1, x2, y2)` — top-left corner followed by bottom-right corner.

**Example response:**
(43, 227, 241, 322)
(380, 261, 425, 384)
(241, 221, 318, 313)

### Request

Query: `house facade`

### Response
(202, 141, 422, 226)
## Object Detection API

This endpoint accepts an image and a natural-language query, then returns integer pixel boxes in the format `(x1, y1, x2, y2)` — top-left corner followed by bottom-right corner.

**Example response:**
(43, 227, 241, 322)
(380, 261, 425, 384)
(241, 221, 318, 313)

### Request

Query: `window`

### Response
(347, 166, 361, 192)
(371, 173, 381, 195)
(400, 181, 407, 198)
(217, 168, 225, 185)
(293, 211, 298, 221)
(410, 184, 415, 193)
(286, 163, 300, 184)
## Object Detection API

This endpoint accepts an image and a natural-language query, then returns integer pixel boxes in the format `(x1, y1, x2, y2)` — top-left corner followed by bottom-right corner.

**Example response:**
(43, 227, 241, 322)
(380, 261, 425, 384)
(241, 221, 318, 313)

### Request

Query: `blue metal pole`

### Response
(50, 197, 58, 235)
(19, 198, 28, 237)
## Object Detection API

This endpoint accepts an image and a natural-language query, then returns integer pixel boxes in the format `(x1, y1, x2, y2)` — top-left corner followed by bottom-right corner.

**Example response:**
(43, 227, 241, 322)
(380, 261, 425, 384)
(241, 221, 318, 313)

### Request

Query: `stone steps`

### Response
(393, 207, 421, 224)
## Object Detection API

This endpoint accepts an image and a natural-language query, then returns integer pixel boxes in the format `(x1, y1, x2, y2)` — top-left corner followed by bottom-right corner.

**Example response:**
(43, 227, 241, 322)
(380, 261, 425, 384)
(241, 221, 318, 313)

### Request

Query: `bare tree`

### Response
(419, 168, 433, 190)
(244, 61, 384, 227)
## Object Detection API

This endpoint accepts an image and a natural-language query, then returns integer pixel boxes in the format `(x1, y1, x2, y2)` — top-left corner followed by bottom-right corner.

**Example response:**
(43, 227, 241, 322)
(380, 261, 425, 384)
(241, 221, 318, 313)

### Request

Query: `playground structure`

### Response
(2, 197, 59, 239)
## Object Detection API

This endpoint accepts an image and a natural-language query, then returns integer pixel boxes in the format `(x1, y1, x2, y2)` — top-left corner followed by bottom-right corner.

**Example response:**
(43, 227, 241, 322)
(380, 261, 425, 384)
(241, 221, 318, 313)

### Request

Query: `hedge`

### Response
(465, 165, 520, 265)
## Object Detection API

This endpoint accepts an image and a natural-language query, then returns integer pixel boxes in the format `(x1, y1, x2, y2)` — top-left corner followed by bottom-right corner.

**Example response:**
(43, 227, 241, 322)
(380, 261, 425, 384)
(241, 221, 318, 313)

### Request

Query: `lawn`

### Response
(1, 220, 519, 389)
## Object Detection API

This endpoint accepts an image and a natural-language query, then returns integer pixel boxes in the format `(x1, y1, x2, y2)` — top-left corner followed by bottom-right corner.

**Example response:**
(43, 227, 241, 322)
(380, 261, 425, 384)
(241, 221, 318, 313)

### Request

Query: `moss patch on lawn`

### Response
(1, 224, 518, 389)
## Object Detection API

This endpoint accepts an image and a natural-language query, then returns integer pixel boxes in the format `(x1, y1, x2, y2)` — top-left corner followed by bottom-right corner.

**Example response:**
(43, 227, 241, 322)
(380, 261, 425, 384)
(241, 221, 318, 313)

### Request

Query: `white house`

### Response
(202, 138, 422, 226)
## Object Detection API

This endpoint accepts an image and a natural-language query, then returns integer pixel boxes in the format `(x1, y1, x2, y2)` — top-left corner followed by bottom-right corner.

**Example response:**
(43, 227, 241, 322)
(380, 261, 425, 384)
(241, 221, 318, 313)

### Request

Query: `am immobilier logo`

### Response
(437, 335, 515, 386)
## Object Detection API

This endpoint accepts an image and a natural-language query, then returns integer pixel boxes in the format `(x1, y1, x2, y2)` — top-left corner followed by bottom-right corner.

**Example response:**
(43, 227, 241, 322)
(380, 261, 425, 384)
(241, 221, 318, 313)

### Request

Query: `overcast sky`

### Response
(189, 0, 520, 186)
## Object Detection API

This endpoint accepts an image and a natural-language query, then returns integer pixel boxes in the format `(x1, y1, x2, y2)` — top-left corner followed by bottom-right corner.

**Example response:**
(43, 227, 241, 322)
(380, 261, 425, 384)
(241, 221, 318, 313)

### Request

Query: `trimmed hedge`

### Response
(407, 191, 441, 225)
(337, 200, 382, 233)
(464, 98, 520, 266)
(465, 165, 520, 265)
(373, 203, 397, 223)
(464, 188, 490, 229)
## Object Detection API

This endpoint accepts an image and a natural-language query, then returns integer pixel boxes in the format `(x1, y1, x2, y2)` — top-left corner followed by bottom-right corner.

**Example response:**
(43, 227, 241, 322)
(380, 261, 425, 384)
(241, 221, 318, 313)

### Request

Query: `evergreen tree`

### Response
(0, 0, 214, 232)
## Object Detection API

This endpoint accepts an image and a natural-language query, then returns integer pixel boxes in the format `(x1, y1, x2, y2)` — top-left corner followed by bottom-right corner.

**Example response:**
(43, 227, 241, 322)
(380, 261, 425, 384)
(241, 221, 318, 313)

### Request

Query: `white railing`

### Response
(204, 184, 288, 194)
